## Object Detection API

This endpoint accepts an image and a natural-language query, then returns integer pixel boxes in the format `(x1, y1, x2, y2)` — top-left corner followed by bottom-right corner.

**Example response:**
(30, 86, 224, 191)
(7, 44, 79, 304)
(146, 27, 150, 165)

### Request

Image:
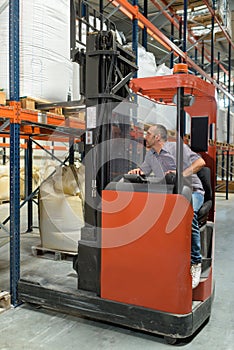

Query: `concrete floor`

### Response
(0, 194, 234, 349)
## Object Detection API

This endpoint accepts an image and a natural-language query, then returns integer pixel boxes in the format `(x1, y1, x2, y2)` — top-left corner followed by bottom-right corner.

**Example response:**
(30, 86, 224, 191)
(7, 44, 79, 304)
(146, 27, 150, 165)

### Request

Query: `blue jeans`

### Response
(191, 192, 204, 264)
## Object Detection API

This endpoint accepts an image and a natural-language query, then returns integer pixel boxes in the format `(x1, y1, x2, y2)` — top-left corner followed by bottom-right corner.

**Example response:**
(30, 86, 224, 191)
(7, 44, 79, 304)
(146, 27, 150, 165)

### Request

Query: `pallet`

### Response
(31, 245, 77, 261)
(216, 180, 234, 192)
(0, 291, 11, 314)
(0, 199, 10, 205)
(0, 91, 6, 105)
(20, 96, 63, 115)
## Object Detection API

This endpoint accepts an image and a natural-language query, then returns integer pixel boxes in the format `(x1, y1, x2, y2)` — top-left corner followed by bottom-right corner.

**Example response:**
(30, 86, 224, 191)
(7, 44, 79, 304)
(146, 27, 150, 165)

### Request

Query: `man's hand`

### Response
(165, 170, 176, 175)
(128, 168, 144, 175)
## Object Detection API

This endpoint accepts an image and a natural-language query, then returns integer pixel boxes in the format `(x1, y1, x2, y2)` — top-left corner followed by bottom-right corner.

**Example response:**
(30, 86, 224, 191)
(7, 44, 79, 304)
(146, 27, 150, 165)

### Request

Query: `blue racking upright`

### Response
(9, 0, 21, 307)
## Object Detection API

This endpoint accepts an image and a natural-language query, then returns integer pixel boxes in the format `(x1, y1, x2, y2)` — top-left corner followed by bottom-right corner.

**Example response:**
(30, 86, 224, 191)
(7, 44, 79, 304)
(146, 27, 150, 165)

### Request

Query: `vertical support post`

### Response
(142, 0, 148, 50)
(69, 137, 75, 165)
(51, 141, 55, 156)
(211, 2, 215, 78)
(85, 2, 90, 33)
(9, 1, 20, 102)
(3, 137, 6, 164)
(170, 17, 174, 69)
(217, 52, 220, 85)
(179, 19, 182, 63)
(70, 0, 76, 61)
(25, 138, 33, 232)
(226, 42, 231, 200)
(175, 87, 185, 194)
(230, 155, 233, 181)
(194, 48, 198, 75)
(10, 123, 21, 306)
(81, 0, 86, 17)
(201, 41, 204, 79)
(183, 0, 187, 55)
(77, 1, 83, 43)
(224, 73, 226, 107)
(132, 0, 138, 75)
(99, 0, 104, 29)
(65, 116, 75, 165)
(99, 0, 103, 14)
(9, 0, 20, 306)
(221, 151, 225, 180)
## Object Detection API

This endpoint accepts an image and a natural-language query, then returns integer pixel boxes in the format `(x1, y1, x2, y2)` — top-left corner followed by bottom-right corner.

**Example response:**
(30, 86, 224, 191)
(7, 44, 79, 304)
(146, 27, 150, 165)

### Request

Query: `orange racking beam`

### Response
(0, 105, 85, 139)
(0, 142, 69, 151)
(109, 0, 234, 102)
(0, 133, 81, 143)
(0, 105, 15, 118)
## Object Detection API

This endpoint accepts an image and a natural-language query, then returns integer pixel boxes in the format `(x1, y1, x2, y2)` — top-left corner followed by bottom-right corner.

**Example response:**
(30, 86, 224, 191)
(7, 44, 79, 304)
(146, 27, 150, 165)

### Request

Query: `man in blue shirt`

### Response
(129, 124, 205, 289)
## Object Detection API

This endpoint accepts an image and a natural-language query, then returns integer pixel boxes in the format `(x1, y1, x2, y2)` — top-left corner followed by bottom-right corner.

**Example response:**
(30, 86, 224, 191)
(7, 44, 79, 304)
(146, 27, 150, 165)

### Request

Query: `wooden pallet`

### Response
(0, 291, 11, 314)
(31, 245, 77, 261)
(0, 199, 10, 205)
(20, 96, 63, 115)
(0, 91, 6, 105)
(216, 180, 234, 192)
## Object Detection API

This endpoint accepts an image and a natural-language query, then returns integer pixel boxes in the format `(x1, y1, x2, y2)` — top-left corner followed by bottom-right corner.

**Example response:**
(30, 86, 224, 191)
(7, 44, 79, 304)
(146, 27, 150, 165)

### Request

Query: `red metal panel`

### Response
(193, 268, 213, 302)
(101, 190, 194, 314)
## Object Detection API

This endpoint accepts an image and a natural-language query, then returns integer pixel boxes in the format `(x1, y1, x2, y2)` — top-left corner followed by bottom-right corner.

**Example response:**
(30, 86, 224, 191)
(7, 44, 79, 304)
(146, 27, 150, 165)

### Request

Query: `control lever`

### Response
(123, 174, 148, 183)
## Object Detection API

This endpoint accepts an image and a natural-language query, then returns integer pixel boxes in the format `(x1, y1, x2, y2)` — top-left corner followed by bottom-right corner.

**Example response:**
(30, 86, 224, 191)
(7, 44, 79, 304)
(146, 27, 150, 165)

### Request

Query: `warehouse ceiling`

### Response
(75, 0, 234, 85)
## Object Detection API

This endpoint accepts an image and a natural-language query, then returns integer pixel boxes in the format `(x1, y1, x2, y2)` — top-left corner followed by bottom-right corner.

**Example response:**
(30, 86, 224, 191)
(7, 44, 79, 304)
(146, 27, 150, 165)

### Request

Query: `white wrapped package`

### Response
(0, 0, 72, 102)
(217, 108, 227, 142)
(217, 108, 234, 144)
(72, 62, 81, 100)
(131, 45, 190, 133)
(137, 45, 158, 78)
(39, 165, 84, 252)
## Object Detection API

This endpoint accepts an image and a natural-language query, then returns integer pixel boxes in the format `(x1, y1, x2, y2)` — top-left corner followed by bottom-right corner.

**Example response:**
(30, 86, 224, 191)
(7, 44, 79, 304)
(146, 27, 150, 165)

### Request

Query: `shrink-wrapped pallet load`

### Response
(217, 108, 234, 144)
(39, 164, 85, 253)
(126, 45, 191, 134)
(0, 0, 72, 102)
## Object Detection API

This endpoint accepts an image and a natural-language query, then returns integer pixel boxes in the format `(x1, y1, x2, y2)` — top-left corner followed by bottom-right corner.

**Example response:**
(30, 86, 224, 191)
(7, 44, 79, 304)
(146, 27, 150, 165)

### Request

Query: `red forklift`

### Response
(99, 64, 216, 344)
(19, 32, 216, 344)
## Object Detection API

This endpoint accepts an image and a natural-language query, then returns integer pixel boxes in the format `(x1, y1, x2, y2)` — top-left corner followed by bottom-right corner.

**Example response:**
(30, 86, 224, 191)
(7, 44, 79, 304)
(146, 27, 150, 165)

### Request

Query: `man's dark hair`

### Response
(154, 124, 168, 141)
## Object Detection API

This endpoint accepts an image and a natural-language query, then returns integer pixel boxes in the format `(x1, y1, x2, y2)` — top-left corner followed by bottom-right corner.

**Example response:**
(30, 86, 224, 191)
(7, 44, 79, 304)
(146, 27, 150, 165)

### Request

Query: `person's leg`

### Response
(191, 192, 204, 289)
(191, 192, 204, 264)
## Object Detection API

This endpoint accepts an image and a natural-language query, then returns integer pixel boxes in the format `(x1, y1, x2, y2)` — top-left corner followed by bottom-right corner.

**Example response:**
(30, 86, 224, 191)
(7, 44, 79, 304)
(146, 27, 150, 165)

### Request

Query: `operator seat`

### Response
(197, 167, 212, 226)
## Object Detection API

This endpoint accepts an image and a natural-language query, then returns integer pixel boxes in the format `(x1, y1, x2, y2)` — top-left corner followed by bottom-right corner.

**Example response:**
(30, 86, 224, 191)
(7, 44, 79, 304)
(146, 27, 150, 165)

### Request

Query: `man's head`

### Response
(145, 124, 168, 150)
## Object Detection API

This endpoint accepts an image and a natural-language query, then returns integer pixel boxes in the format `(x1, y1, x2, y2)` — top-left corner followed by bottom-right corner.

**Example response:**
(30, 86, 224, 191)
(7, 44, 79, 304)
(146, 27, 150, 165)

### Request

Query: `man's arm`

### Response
(183, 157, 205, 177)
(128, 151, 152, 175)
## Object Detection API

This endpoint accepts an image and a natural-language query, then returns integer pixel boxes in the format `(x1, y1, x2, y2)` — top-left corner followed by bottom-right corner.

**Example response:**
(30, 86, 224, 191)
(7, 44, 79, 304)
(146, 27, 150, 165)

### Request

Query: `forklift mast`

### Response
(73, 31, 138, 293)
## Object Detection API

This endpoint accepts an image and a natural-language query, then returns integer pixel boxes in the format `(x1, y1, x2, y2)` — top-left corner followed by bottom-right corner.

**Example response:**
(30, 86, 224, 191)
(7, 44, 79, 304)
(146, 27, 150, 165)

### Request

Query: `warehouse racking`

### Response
(0, 0, 86, 305)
